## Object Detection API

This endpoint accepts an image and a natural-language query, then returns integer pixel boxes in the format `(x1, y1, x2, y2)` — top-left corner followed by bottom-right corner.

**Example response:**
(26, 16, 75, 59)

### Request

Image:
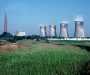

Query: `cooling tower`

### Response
(40, 25, 46, 37)
(74, 16, 85, 38)
(60, 21, 68, 38)
(49, 25, 56, 38)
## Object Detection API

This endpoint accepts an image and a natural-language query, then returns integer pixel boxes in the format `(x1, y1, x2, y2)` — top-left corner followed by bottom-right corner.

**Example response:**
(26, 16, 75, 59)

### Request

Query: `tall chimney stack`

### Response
(4, 12, 7, 32)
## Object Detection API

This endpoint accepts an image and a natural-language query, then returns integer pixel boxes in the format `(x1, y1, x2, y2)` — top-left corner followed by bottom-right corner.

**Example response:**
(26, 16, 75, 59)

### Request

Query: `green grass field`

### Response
(0, 40, 90, 75)
(48, 39, 90, 46)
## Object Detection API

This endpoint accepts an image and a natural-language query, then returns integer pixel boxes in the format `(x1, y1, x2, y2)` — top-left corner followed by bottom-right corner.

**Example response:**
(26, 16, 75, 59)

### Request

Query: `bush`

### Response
(13, 36, 26, 41)
(7, 39, 16, 43)
(80, 60, 90, 75)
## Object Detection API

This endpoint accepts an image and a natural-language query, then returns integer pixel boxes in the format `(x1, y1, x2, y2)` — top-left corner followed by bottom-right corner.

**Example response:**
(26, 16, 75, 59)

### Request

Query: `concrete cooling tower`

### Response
(49, 25, 56, 38)
(60, 21, 68, 38)
(74, 16, 85, 38)
(40, 25, 46, 37)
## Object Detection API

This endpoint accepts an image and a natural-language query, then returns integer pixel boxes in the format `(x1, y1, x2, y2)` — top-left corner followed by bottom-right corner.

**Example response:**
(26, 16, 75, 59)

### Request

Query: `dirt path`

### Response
(0, 43, 26, 52)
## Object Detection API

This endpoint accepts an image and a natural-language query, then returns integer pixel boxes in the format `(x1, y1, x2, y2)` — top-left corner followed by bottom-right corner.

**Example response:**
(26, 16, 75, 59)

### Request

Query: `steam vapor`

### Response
(74, 15, 84, 21)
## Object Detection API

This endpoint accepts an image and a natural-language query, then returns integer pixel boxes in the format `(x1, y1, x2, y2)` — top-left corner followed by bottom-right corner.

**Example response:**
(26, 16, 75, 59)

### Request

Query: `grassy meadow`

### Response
(0, 40, 90, 75)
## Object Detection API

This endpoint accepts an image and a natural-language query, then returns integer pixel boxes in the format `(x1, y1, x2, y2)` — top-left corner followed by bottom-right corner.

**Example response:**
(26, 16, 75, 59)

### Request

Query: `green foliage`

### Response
(13, 36, 26, 41)
(0, 40, 90, 75)
(7, 39, 16, 43)
(49, 40, 90, 46)
(1, 32, 13, 39)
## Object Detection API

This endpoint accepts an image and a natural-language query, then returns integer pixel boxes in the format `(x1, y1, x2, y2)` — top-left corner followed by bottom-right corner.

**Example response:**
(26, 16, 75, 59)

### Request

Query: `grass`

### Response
(49, 40, 90, 46)
(0, 39, 90, 75)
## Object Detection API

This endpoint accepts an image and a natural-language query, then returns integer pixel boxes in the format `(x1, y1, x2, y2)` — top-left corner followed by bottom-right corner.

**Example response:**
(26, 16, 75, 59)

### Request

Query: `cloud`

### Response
(39, 23, 46, 26)
(60, 20, 68, 24)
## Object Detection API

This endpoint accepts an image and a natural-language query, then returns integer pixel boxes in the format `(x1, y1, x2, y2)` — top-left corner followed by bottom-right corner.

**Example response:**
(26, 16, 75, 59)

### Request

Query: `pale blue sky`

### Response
(0, 0, 90, 37)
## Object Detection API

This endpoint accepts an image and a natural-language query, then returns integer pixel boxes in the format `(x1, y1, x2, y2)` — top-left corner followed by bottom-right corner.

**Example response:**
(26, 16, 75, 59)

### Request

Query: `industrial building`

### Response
(16, 31, 26, 36)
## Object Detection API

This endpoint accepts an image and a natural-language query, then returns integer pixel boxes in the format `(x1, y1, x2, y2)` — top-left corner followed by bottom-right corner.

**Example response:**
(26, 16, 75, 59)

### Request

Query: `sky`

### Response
(0, 0, 90, 37)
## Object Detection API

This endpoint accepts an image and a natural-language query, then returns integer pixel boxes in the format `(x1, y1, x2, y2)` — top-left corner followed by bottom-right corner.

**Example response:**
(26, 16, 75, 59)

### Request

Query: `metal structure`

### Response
(40, 25, 46, 37)
(60, 21, 68, 38)
(74, 16, 85, 38)
(4, 12, 7, 32)
(49, 25, 56, 38)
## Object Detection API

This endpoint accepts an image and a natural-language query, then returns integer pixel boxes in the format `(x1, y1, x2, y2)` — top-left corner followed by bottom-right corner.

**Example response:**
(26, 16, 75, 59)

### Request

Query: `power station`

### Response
(39, 16, 86, 40)
(40, 25, 46, 38)
(49, 25, 56, 38)
(60, 21, 68, 38)
(74, 16, 85, 38)
(0, 12, 89, 40)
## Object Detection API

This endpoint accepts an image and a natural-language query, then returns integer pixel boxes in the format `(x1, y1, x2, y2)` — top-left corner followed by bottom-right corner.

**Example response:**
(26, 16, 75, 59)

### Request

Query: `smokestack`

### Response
(40, 25, 46, 37)
(74, 16, 85, 38)
(4, 12, 7, 32)
(49, 25, 56, 38)
(60, 21, 68, 38)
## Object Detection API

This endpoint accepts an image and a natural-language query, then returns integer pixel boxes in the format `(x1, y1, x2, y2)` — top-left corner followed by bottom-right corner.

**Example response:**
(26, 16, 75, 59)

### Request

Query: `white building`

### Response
(16, 31, 26, 36)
